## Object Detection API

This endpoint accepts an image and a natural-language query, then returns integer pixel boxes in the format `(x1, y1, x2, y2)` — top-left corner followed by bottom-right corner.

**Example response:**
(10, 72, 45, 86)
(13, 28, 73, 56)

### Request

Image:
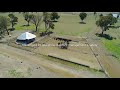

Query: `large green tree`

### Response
(108, 13, 117, 25)
(79, 12, 87, 22)
(0, 16, 10, 35)
(30, 14, 43, 32)
(23, 12, 33, 26)
(8, 14, 18, 29)
(96, 14, 117, 35)
(50, 12, 60, 21)
(99, 14, 103, 17)
(43, 12, 54, 32)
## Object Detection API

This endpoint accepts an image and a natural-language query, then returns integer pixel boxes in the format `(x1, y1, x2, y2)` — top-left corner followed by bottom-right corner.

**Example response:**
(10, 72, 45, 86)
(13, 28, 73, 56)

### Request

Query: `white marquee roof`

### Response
(113, 14, 118, 18)
(17, 32, 36, 40)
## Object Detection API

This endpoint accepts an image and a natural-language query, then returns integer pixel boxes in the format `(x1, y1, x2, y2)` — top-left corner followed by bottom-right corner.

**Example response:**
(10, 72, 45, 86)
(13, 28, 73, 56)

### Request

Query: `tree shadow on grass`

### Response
(79, 22, 86, 24)
(8, 28, 15, 31)
(40, 31, 53, 37)
(21, 25, 30, 27)
(95, 33, 116, 40)
(51, 20, 58, 22)
(108, 25, 120, 29)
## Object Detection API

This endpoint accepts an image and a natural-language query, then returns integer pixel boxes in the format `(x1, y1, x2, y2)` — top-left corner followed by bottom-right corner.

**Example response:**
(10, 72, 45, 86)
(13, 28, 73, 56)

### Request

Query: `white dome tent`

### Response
(112, 14, 118, 18)
(112, 13, 120, 18)
(16, 32, 36, 45)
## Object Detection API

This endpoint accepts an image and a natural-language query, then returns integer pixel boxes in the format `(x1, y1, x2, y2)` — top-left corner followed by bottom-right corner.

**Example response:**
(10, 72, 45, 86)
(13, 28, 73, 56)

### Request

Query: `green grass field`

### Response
(101, 19, 120, 61)
(102, 39, 120, 59)
(52, 14, 96, 36)
(0, 12, 97, 35)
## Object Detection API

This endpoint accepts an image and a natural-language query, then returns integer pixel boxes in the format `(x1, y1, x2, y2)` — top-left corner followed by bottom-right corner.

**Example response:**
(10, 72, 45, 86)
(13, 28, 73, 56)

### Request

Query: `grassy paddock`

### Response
(0, 12, 97, 36)
(102, 39, 120, 60)
(101, 19, 120, 61)
(52, 14, 96, 36)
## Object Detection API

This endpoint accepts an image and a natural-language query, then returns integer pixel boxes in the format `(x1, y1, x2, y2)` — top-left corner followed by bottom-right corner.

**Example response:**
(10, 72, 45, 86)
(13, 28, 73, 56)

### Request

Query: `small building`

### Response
(16, 32, 36, 45)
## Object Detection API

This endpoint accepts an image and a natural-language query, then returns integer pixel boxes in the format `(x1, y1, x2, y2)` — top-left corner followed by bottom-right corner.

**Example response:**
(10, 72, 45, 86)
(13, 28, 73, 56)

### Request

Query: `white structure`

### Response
(17, 32, 36, 44)
(112, 14, 118, 18)
(17, 32, 36, 40)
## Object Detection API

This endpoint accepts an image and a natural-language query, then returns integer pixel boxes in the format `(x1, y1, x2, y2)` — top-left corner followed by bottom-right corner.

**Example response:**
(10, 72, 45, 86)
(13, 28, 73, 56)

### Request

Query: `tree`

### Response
(94, 12, 97, 16)
(79, 12, 87, 22)
(0, 16, 10, 35)
(43, 12, 55, 32)
(50, 12, 60, 21)
(96, 15, 117, 35)
(108, 13, 117, 25)
(23, 12, 33, 26)
(8, 14, 18, 29)
(99, 14, 103, 17)
(94, 12, 97, 20)
(30, 14, 43, 32)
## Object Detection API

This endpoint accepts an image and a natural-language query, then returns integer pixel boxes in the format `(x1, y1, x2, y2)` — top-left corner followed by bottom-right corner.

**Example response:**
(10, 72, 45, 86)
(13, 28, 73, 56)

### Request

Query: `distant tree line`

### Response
(1, 12, 118, 40)
(0, 12, 60, 38)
